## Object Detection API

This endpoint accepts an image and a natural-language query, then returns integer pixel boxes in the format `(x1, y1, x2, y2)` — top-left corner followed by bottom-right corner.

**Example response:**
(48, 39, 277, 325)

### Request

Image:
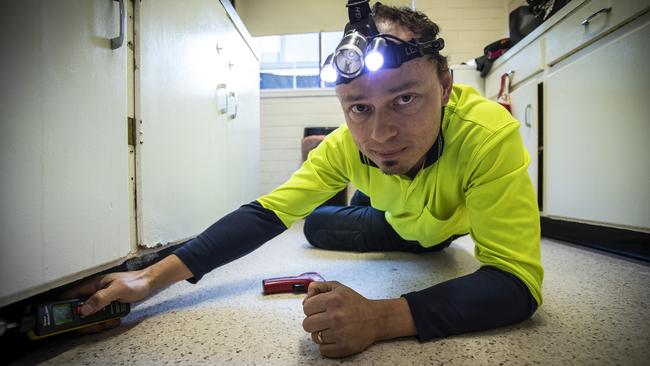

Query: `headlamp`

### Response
(364, 37, 387, 71)
(321, 0, 445, 85)
(333, 32, 368, 78)
(320, 54, 337, 83)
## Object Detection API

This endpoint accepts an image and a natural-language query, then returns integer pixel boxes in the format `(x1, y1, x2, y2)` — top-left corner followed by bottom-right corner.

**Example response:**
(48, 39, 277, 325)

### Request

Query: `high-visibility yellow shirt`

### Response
(258, 84, 543, 305)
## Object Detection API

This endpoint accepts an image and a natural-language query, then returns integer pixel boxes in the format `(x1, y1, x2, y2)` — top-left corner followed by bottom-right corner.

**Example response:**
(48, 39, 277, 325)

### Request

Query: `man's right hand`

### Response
(61, 254, 193, 333)
(70, 270, 153, 317)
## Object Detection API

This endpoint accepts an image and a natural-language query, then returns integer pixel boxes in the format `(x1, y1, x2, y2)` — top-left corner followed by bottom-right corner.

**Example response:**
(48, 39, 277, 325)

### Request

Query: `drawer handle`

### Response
(110, 0, 126, 49)
(581, 7, 612, 26)
(525, 104, 533, 127)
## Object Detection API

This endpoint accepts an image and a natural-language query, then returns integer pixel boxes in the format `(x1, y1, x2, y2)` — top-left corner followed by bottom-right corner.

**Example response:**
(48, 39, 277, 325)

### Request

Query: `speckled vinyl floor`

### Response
(11, 221, 650, 365)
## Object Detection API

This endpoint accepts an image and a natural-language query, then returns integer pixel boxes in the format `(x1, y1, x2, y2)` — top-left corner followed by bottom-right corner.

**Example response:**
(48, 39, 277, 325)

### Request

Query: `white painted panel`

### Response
(221, 18, 261, 207)
(0, 0, 130, 305)
(138, 0, 259, 247)
(510, 79, 539, 196)
(485, 39, 543, 99)
(545, 20, 650, 229)
(545, 0, 650, 65)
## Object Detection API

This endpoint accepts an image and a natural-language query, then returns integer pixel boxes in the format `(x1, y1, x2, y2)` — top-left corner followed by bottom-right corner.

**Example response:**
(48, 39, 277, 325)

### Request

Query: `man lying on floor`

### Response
(73, 1, 543, 358)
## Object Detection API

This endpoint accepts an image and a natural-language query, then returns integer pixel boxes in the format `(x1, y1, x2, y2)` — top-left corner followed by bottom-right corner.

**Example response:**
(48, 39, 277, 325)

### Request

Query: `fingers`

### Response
(59, 276, 107, 300)
(305, 281, 339, 299)
(302, 311, 329, 333)
(310, 329, 333, 345)
(303, 281, 341, 310)
(80, 280, 118, 316)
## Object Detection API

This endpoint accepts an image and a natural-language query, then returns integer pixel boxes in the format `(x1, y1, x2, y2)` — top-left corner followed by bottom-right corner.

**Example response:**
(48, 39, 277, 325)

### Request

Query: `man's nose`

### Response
(370, 113, 397, 143)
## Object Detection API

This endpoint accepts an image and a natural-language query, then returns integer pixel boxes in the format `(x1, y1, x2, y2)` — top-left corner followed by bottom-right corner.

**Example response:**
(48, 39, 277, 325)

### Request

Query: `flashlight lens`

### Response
(320, 64, 337, 83)
(333, 32, 367, 78)
(334, 48, 363, 77)
(365, 51, 384, 72)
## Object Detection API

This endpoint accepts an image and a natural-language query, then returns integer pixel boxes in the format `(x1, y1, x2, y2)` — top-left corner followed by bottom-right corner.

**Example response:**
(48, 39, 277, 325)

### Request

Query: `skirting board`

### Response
(541, 217, 650, 262)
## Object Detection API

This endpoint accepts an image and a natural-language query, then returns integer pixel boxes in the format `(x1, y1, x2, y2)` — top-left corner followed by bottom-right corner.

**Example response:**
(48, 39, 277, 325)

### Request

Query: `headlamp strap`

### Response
(346, 0, 378, 35)
(347, 0, 372, 23)
(395, 38, 445, 63)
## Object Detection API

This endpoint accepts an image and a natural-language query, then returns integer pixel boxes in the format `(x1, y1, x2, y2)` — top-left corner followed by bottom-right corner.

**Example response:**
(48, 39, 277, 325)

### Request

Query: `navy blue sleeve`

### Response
(402, 266, 538, 341)
(173, 200, 287, 283)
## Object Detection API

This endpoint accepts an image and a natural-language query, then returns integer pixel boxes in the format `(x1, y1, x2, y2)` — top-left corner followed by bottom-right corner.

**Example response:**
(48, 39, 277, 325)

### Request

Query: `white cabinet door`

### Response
(220, 26, 261, 208)
(138, 0, 260, 247)
(510, 79, 539, 198)
(544, 20, 650, 230)
(0, 0, 130, 305)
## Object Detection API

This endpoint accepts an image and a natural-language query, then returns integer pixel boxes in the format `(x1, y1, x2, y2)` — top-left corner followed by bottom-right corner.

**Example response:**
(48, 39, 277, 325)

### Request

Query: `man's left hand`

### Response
(301, 281, 380, 358)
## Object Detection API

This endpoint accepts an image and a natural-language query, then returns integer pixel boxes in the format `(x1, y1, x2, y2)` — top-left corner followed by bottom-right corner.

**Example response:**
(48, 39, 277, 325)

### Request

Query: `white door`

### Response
(0, 0, 131, 306)
(137, 0, 260, 247)
(510, 79, 539, 198)
(544, 20, 650, 229)
(221, 23, 261, 208)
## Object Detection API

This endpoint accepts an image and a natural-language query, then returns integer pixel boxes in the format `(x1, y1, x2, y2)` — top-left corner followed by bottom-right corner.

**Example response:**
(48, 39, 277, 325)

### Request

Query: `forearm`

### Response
(173, 201, 287, 282)
(142, 254, 193, 292)
(402, 266, 538, 341)
(370, 298, 417, 341)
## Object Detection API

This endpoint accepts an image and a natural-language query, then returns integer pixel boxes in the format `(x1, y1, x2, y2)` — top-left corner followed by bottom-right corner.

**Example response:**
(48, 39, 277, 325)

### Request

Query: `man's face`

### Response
(335, 24, 452, 178)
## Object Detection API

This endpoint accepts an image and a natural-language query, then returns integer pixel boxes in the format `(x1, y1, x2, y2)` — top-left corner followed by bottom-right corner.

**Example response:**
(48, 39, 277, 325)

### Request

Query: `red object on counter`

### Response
(262, 272, 325, 294)
(497, 72, 513, 113)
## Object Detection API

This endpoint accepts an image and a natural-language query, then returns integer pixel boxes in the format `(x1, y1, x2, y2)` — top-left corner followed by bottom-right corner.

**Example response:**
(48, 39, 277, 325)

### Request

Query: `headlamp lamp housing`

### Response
(323, 33, 445, 85)
(321, 1, 445, 85)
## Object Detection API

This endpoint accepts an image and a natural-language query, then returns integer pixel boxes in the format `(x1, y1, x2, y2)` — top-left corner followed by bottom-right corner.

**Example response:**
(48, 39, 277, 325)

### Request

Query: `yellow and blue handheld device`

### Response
(26, 299, 130, 339)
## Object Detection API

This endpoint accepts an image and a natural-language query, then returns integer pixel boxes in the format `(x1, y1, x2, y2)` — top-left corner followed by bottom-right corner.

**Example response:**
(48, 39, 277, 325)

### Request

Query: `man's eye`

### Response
(351, 104, 370, 113)
(396, 95, 415, 105)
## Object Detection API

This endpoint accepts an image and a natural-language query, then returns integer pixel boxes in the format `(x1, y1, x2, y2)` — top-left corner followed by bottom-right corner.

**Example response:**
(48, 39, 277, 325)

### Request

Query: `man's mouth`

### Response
(372, 147, 407, 160)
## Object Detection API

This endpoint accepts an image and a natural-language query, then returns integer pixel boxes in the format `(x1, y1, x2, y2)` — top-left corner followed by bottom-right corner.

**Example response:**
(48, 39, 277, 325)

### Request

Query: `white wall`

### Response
(507, 0, 528, 15)
(260, 91, 344, 194)
(235, 0, 412, 35)
(417, 0, 509, 64)
(237, 0, 510, 65)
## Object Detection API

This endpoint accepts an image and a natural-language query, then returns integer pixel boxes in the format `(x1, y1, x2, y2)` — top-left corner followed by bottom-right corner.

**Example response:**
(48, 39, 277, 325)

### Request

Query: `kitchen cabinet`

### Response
(0, 0, 131, 306)
(509, 79, 540, 198)
(544, 19, 650, 229)
(545, 0, 650, 65)
(0, 0, 260, 307)
(485, 39, 544, 100)
(484, 1, 650, 234)
(137, 0, 260, 248)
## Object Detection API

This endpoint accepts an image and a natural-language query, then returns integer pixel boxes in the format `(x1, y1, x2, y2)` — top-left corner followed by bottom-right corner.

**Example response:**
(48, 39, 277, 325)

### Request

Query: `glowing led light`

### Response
(365, 51, 384, 71)
(320, 63, 337, 83)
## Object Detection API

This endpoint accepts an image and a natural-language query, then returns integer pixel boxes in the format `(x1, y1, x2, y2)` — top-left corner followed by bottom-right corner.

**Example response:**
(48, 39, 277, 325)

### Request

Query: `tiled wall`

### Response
(260, 91, 345, 194)
(417, 0, 510, 64)
(254, 1, 515, 195)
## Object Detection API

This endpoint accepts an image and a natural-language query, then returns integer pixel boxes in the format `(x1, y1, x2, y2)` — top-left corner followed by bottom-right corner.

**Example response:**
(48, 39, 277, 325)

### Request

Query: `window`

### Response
(253, 31, 343, 89)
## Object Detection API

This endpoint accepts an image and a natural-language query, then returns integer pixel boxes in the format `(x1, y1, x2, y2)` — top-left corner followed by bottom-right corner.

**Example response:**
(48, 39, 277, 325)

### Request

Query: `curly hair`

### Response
(372, 3, 449, 77)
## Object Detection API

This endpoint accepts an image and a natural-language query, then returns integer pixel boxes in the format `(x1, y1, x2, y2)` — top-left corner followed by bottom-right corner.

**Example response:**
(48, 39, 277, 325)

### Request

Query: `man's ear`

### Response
(440, 70, 453, 106)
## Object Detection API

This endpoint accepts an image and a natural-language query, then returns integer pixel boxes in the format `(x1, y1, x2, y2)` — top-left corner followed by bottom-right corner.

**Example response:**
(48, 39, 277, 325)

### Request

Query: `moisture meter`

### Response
(27, 299, 130, 339)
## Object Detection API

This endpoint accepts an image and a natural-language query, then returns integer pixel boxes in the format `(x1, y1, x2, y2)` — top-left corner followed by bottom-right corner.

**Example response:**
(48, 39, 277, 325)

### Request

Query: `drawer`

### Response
(545, 0, 650, 65)
(485, 39, 544, 99)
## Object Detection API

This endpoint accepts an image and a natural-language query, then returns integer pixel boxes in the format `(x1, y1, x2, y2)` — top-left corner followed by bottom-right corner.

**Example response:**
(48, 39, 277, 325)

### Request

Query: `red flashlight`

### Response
(262, 272, 325, 294)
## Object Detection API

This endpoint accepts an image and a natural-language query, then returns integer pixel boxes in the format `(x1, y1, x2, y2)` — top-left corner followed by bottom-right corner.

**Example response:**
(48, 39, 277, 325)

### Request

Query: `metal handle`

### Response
(217, 84, 228, 114)
(581, 7, 612, 26)
(110, 0, 126, 49)
(524, 104, 532, 127)
(228, 91, 238, 120)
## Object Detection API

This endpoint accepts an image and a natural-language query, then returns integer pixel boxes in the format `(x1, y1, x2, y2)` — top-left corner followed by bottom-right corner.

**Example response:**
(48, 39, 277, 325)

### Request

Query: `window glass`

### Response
(254, 31, 343, 89)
